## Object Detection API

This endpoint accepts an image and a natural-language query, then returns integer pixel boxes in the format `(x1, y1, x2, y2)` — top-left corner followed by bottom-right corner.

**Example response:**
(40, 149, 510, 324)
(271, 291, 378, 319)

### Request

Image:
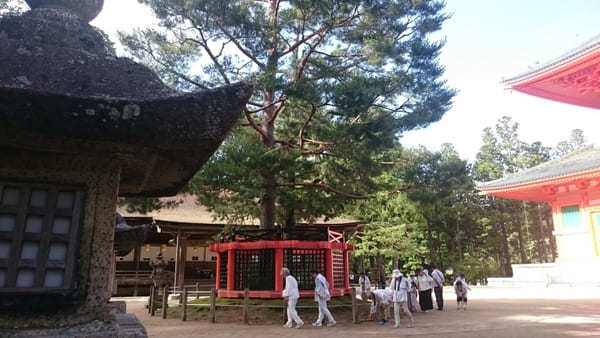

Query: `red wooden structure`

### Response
(210, 230, 353, 298)
(503, 35, 600, 109)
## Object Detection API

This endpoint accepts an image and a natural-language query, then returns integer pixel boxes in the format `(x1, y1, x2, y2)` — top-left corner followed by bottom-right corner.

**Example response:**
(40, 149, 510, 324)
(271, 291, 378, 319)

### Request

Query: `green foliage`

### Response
(350, 192, 428, 270)
(553, 129, 588, 158)
(453, 254, 494, 284)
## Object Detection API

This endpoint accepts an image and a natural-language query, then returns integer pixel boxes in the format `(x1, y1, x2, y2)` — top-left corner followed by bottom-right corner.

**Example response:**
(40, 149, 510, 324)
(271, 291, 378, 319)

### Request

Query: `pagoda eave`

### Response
(504, 37, 600, 109)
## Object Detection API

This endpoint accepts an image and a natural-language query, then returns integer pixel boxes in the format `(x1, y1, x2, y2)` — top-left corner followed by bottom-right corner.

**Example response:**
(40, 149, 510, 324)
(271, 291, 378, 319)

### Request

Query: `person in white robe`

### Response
(312, 270, 336, 327)
(359, 271, 371, 300)
(390, 269, 415, 328)
(281, 267, 304, 329)
(368, 288, 392, 325)
(453, 273, 471, 311)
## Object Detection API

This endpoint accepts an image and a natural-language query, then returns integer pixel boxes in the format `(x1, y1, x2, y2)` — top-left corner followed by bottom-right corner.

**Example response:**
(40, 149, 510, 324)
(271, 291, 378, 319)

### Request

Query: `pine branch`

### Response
(280, 11, 362, 57)
(298, 104, 317, 150)
(215, 22, 266, 70)
(277, 182, 415, 200)
(243, 107, 269, 141)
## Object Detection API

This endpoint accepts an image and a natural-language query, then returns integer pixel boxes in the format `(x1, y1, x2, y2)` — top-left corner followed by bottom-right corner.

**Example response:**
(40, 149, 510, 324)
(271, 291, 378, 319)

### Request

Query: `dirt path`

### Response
(121, 287, 600, 338)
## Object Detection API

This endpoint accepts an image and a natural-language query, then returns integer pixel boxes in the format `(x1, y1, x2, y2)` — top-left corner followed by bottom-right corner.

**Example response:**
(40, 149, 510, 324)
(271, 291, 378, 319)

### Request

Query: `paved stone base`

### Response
(1, 302, 147, 338)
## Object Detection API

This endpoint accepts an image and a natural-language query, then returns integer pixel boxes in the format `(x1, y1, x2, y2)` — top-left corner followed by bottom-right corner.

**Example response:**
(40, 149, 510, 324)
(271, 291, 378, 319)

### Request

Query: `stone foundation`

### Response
(1, 302, 147, 338)
(488, 261, 600, 287)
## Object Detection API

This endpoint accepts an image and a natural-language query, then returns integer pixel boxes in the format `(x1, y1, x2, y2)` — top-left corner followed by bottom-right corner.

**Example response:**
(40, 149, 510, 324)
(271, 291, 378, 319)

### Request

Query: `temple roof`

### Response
(503, 34, 600, 109)
(118, 194, 362, 229)
(478, 146, 600, 193)
(0, 0, 252, 197)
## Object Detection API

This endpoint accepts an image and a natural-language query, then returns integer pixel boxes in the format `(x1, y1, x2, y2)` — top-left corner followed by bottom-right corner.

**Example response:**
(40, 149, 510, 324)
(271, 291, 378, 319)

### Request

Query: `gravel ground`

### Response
(119, 286, 600, 338)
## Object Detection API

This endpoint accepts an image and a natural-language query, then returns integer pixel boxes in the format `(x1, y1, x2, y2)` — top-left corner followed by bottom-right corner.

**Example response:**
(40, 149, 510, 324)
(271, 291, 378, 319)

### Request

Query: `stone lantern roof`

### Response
(0, 0, 253, 197)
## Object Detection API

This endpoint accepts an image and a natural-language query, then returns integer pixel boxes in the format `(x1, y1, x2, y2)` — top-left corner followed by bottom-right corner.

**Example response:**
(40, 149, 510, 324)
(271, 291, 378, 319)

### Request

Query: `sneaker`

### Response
(327, 322, 336, 327)
(283, 323, 292, 328)
(296, 322, 304, 329)
(393, 324, 399, 328)
(379, 319, 388, 325)
(408, 321, 414, 328)
(312, 322, 322, 327)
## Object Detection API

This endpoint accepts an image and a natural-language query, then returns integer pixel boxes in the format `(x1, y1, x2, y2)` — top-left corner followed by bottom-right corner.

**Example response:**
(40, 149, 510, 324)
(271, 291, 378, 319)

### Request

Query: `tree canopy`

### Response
(121, 0, 455, 228)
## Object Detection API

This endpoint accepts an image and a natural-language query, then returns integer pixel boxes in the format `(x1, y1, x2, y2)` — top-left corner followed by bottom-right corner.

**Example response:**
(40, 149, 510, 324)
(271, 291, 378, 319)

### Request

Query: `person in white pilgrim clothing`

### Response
(281, 267, 304, 329)
(312, 270, 336, 327)
(359, 271, 371, 299)
(368, 288, 393, 325)
(390, 269, 415, 328)
(453, 273, 471, 311)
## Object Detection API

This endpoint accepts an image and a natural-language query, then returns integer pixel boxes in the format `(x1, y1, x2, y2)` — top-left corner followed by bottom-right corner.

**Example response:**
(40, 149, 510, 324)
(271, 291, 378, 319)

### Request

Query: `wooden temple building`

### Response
(478, 35, 600, 286)
(116, 195, 361, 296)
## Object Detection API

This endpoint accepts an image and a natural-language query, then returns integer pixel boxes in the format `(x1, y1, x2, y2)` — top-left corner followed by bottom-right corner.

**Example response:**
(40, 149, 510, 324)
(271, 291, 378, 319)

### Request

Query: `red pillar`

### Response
(274, 248, 284, 292)
(227, 249, 235, 291)
(215, 249, 221, 290)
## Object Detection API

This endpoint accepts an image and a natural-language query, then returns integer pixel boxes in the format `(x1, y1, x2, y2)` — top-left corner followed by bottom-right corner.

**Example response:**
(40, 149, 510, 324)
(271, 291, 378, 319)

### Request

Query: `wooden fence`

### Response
(148, 286, 370, 324)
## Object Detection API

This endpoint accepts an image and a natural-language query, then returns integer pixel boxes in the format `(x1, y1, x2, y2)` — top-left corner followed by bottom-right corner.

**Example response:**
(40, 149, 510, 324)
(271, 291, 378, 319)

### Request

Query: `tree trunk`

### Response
(545, 212, 558, 262)
(534, 204, 548, 263)
(493, 220, 512, 277)
(455, 219, 463, 260)
(514, 218, 528, 264)
(393, 258, 399, 269)
(258, 0, 280, 229)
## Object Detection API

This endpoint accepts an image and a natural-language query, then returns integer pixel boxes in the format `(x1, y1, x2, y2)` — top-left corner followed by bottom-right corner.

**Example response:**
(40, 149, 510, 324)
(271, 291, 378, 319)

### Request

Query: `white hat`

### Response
(392, 269, 402, 278)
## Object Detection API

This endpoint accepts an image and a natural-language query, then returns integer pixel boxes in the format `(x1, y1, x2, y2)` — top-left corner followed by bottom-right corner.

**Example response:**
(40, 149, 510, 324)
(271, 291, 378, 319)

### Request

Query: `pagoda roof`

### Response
(503, 34, 600, 109)
(477, 147, 600, 198)
(0, 1, 253, 197)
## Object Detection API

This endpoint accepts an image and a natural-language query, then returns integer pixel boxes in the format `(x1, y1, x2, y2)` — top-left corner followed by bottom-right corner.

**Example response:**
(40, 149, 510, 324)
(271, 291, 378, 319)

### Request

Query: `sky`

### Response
(90, 0, 600, 162)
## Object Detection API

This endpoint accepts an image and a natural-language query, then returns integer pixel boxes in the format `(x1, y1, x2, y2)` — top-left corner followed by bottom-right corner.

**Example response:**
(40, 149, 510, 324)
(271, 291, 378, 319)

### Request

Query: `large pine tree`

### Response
(122, 0, 454, 228)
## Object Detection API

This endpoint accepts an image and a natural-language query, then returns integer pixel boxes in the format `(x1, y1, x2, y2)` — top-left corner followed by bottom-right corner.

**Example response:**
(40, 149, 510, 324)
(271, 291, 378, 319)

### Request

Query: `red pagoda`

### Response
(478, 35, 600, 286)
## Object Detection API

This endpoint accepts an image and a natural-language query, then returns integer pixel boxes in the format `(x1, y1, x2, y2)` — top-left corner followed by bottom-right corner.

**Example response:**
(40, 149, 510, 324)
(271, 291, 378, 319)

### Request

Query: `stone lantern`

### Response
(0, 0, 252, 336)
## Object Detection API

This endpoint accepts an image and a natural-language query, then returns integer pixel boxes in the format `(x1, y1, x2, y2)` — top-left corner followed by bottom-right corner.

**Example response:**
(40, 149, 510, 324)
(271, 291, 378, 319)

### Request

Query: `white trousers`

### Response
(316, 298, 335, 324)
(393, 301, 414, 326)
(286, 297, 303, 325)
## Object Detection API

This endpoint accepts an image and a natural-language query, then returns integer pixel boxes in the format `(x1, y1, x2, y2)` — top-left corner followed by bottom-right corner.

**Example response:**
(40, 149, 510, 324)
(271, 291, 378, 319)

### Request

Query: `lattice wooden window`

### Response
(0, 183, 84, 292)
(219, 252, 228, 289)
(234, 249, 275, 290)
(332, 250, 345, 289)
(284, 249, 326, 290)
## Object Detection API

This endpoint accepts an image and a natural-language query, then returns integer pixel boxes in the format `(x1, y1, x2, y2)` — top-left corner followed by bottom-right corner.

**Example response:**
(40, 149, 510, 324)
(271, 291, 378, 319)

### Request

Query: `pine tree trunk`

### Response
(258, 0, 280, 229)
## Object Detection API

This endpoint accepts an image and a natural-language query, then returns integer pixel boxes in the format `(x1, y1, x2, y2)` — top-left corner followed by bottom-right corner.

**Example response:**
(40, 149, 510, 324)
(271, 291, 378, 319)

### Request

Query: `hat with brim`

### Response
(392, 269, 402, 278)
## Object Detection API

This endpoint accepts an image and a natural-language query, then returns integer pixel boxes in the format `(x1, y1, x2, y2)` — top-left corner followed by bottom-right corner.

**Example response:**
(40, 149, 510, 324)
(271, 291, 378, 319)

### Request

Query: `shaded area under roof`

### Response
(502, 34, 600, 109)
(478, 147, 600, 193)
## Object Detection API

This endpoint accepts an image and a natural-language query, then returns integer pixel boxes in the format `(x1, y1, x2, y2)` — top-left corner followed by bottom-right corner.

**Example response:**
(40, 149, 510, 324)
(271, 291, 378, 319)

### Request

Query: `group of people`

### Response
(280, 264, 471, 330)
(359, 265, 472, 328)
(281, 267, 336, 329)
